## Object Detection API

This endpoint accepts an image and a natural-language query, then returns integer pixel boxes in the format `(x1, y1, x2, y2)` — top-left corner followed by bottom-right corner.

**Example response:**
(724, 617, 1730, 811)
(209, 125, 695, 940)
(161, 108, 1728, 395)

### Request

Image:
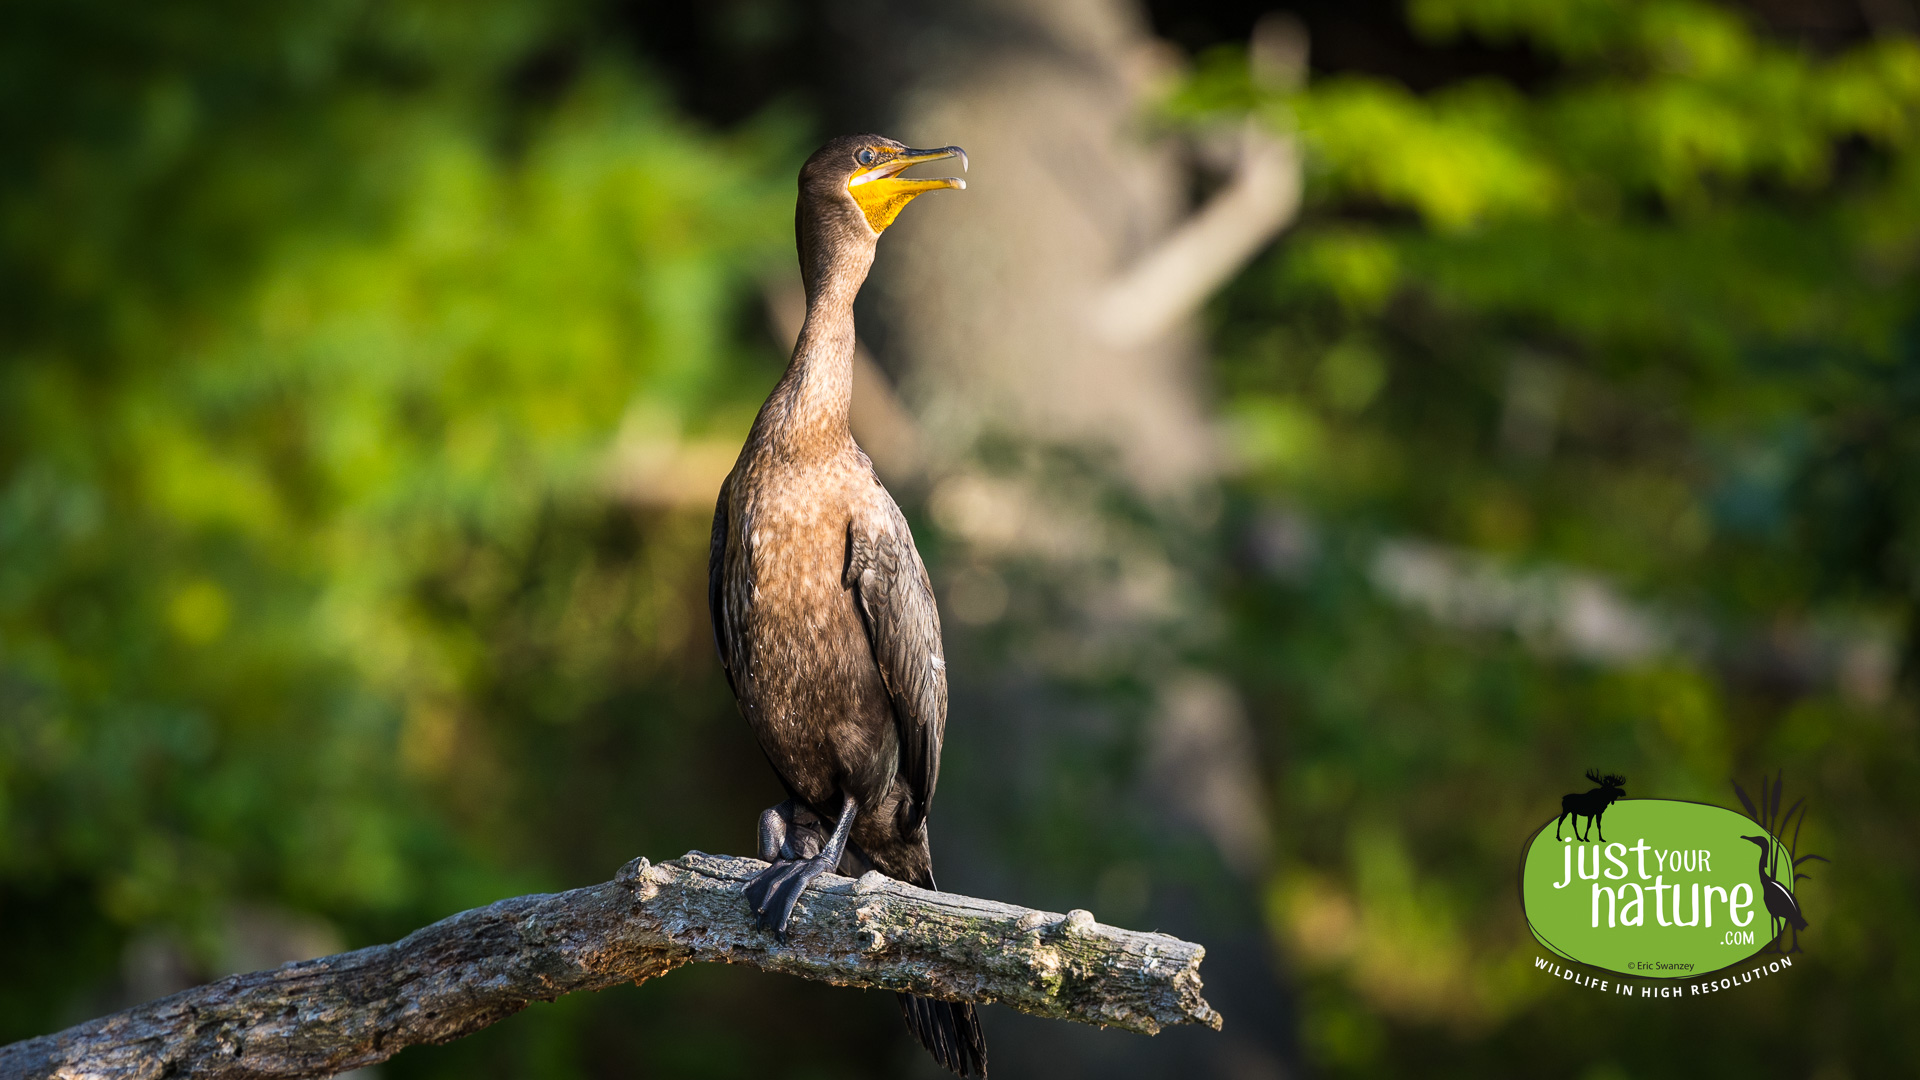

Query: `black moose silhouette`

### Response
(1555, 769, 1626, 842)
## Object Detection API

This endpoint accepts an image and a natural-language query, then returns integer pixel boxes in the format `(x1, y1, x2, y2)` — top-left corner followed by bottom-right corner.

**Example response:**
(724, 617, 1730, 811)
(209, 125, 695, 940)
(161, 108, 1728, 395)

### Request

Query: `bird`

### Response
(708, 135, 985, 1077)
(1740, 834, 1807, 953)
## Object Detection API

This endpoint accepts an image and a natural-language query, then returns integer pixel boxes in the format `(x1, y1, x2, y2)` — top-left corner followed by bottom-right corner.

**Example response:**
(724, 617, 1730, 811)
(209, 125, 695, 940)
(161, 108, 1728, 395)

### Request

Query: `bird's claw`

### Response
(745, 854, 833, 940)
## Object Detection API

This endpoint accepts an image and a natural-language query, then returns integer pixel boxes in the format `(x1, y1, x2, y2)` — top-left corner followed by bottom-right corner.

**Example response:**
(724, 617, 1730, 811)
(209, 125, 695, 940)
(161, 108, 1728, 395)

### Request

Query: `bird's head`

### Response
(801, 135, 968, 235)
(794, 135, 966, 301)
(1740, 835, 1770, 850)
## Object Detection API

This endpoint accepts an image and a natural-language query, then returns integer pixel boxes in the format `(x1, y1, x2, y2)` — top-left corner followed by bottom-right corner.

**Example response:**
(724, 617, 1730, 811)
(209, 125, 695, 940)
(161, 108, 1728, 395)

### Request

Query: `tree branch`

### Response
(0, 852, 1221, 1080)
(1089, 123, 1301, 350)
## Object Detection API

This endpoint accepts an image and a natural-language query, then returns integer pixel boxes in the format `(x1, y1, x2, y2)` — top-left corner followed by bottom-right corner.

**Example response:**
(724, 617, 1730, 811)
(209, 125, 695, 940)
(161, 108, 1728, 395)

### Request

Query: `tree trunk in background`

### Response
(822, 1, 1304, 1076)
(879, 10, 1210, 493)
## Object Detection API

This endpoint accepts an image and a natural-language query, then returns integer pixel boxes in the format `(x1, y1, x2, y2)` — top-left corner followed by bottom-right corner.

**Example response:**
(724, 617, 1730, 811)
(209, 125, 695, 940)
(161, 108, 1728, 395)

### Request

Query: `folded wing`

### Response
(847, 512, 947, 837)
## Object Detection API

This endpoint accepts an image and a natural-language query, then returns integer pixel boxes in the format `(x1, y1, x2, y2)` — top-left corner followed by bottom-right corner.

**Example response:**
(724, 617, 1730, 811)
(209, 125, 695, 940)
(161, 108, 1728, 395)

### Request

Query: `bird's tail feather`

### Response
(897, 993, 987, 1078)
(880, 865, 985, 1075)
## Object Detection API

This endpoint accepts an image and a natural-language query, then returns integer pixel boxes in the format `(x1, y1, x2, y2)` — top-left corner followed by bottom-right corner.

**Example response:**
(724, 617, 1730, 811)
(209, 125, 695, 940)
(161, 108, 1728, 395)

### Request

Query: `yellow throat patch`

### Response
(846, 148, 966, 233)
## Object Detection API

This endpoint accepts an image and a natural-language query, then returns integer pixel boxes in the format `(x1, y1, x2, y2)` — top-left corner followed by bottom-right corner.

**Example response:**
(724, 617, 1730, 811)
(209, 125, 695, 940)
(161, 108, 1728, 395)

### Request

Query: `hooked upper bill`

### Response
(848, 145, 967, 233)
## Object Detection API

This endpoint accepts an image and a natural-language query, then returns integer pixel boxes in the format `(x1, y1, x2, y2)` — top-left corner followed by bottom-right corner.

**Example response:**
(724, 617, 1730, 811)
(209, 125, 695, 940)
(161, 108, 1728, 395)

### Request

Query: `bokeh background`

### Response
(3, 0, 1916, 1076)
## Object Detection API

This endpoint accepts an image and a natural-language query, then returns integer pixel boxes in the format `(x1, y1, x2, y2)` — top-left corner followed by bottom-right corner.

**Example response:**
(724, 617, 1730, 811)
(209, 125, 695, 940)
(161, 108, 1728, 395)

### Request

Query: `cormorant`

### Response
(708, 135, 985, 1076)
(1741, 834, 1808, 952)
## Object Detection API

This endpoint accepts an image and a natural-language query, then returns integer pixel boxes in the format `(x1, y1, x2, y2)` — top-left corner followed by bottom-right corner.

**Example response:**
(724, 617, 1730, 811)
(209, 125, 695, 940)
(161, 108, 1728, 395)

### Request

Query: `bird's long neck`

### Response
(761, 240, 873, 459)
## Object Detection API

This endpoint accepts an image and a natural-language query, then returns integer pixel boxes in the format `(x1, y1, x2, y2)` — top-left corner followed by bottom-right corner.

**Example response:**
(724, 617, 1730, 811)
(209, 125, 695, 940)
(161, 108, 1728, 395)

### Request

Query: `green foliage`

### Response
(0, 0, 795, 1052)
(1179, 0, 1920, 1074)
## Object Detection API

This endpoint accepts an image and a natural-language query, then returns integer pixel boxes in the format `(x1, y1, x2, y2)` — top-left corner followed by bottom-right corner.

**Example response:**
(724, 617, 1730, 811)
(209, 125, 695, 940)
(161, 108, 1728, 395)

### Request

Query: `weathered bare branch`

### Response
(0, 852, 1220, 1080)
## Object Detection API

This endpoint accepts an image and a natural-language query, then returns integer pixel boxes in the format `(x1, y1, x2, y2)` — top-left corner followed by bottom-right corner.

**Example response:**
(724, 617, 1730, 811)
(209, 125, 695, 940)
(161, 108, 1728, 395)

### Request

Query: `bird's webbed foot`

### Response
(746, 800, 824, 923)
(744, 794, 857, 941)
(746, 852, 837, 939)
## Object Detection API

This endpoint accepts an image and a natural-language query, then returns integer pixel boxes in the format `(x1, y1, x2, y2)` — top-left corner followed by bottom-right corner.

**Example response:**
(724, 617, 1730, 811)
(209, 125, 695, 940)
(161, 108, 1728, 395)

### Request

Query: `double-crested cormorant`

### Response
(709, 136, 985, 1076)
(1741, 834, 1808, 952)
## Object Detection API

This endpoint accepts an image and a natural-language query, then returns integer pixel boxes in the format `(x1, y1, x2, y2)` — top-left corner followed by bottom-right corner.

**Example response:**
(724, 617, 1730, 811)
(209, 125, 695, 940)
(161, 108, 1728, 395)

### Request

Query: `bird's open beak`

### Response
(848, 145, 967, 233)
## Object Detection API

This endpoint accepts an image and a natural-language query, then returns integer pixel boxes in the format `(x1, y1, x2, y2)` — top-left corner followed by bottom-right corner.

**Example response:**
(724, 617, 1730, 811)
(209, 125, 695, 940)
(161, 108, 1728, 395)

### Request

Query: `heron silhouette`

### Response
(1740, 834, 1807, 952)
(1733, 771, 1828, 954)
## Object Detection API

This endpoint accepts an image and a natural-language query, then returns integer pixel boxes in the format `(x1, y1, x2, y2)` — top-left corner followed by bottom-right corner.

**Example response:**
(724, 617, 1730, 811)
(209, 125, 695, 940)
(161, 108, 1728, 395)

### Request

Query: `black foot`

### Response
(745, 853, 834, 939)
(743, 857, 791, 915)
(744, 791, 859, 941)
(758, 799, 826, 864)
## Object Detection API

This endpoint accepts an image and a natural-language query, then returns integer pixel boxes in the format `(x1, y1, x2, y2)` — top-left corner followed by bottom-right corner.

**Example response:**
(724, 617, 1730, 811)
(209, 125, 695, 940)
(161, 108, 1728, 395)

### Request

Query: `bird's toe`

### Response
(745, 858, 802, 916)
(761, 855, 832, 939)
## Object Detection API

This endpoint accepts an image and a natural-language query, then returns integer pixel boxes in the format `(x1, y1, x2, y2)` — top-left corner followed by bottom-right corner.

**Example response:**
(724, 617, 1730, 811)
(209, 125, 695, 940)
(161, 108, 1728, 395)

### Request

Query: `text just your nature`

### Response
(1553, 838, 1756, 931)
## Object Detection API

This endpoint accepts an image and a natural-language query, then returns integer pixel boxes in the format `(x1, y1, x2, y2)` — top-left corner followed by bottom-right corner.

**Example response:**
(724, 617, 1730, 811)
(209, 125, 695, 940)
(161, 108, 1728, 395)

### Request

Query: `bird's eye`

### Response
(856, 148, 876, 166)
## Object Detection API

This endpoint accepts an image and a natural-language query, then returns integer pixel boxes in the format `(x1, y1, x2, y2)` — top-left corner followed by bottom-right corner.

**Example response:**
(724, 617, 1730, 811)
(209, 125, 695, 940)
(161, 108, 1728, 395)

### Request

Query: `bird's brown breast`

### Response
(725, 449, 900, 810)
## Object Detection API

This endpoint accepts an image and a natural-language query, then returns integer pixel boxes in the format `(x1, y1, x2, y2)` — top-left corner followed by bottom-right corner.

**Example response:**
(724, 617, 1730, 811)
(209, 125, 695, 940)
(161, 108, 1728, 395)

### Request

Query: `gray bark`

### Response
(0, 852, 1219, 1080)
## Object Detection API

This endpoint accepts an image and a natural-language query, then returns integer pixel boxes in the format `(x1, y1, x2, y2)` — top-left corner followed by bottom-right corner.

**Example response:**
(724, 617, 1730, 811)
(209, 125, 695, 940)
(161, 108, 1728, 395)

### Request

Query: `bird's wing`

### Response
(1763, 878, 1806, 925)
(707, 473, 738, 697)
(847, 512, 947, 837)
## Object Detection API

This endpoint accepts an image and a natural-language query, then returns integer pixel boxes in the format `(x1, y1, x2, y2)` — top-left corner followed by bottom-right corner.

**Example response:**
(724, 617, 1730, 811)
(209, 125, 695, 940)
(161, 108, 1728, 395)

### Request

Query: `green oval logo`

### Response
(1521, 800, 1795, 978)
